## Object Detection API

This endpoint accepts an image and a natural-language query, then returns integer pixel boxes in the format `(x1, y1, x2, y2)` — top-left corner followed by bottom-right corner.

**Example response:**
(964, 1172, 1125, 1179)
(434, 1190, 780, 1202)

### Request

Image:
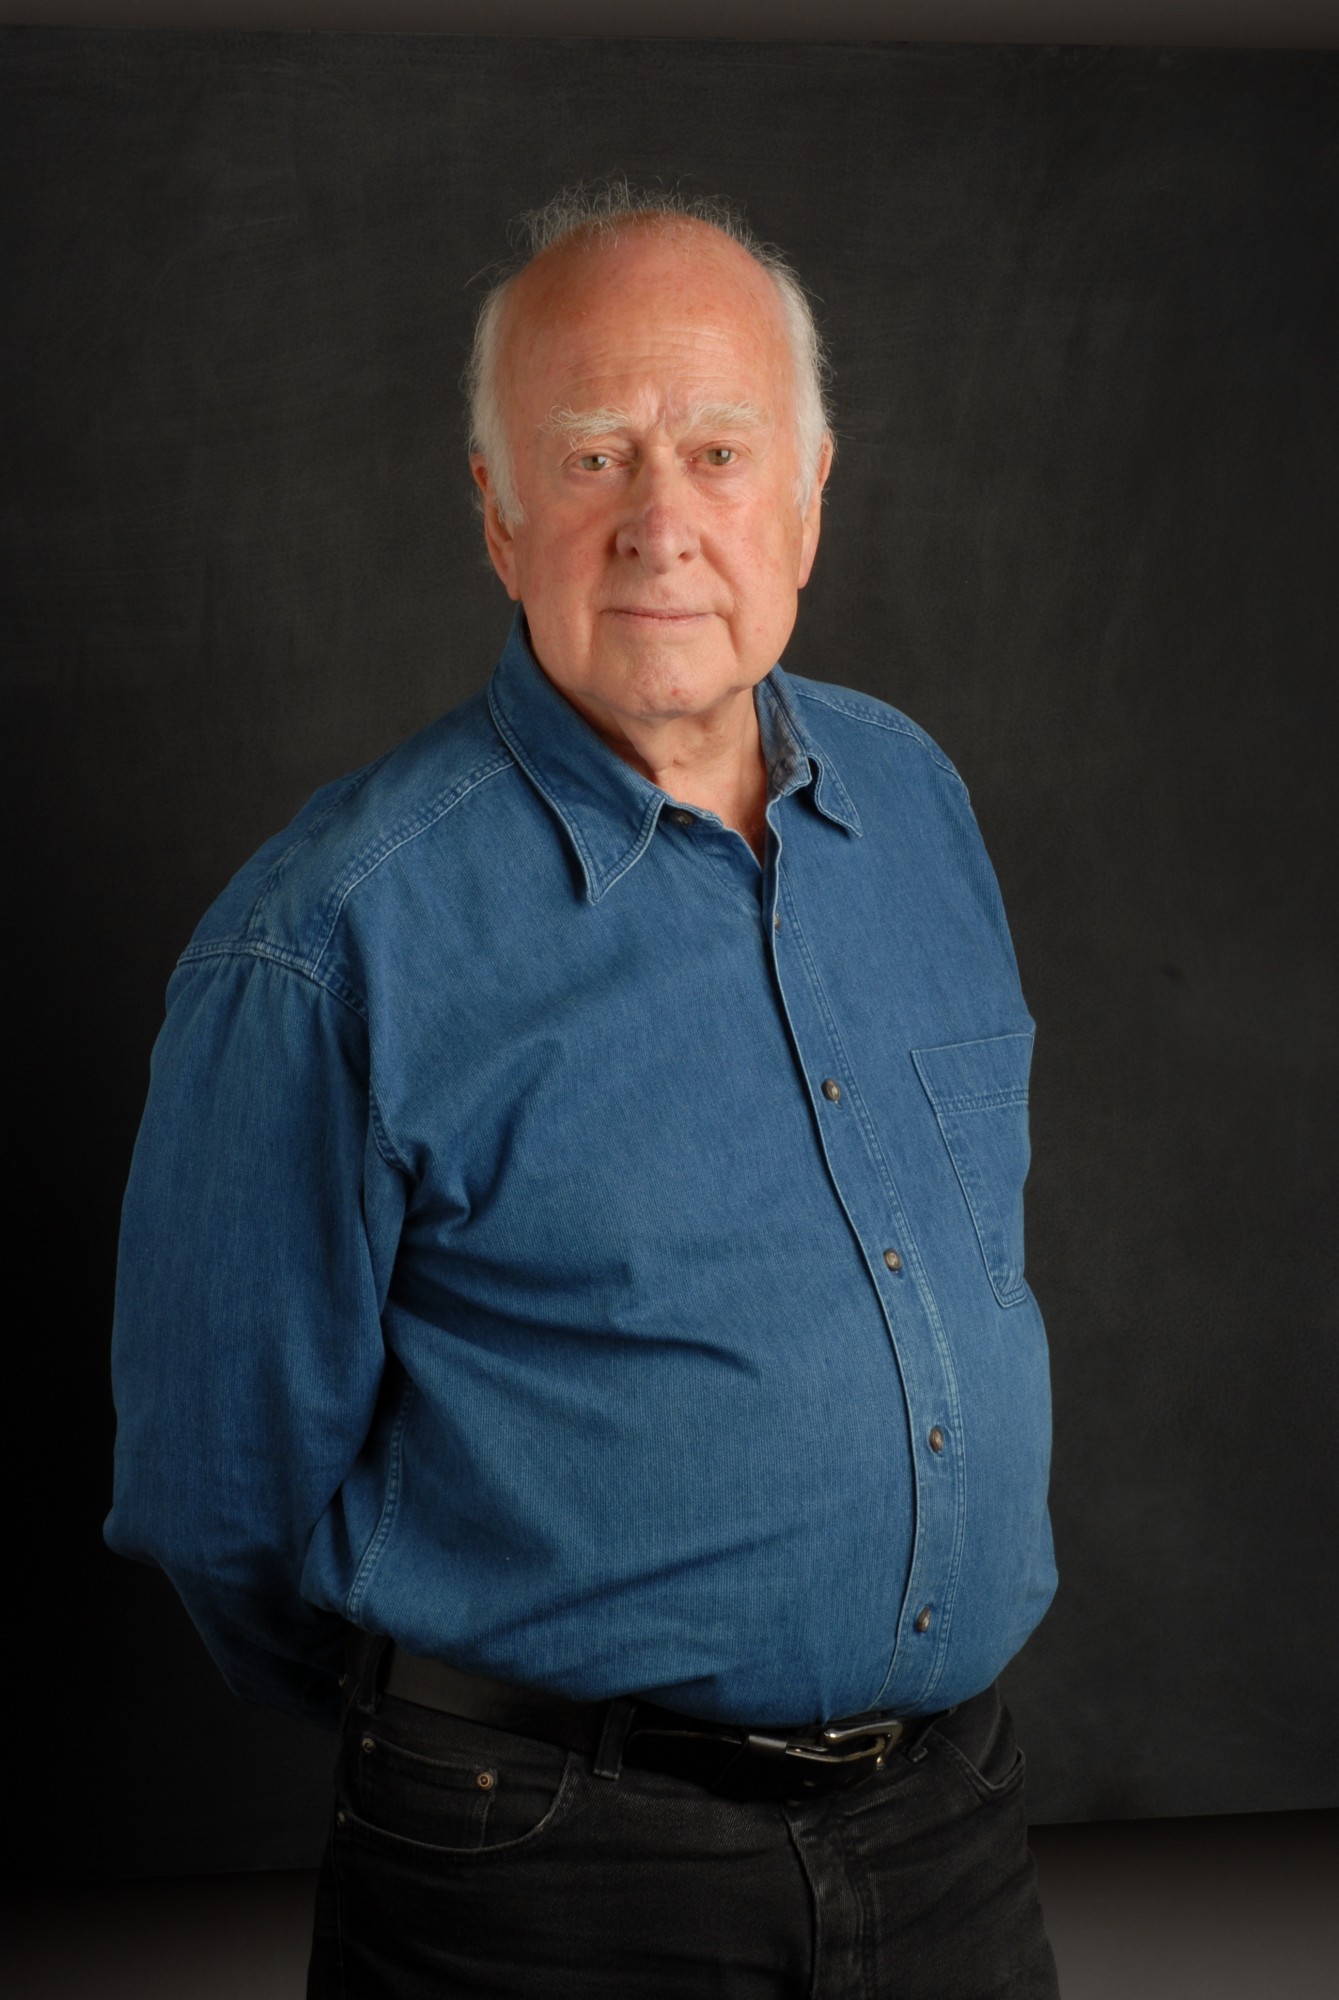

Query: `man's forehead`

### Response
(503, 222, 786, 362)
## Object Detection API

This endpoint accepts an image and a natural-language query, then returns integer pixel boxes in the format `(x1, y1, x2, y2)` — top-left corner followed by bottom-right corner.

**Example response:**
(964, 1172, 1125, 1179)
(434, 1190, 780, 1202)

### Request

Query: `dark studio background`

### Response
(2, 10, 1337, 1888)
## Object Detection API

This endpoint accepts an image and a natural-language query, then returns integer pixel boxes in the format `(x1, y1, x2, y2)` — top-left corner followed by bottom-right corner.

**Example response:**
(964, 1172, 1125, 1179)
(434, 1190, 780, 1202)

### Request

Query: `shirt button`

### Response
(773, 911, 781, 932)
(669, 810, 694, 829)
(928, 1426, 945, 1453)
(914, 1607, 933, 1634)
(822, 1078, 842, 1102)
(883, 1248, 902, 1272)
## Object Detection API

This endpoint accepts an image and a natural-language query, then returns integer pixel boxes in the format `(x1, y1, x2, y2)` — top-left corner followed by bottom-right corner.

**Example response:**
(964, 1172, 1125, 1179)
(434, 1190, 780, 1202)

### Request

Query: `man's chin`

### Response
(597, 641, 754, 719)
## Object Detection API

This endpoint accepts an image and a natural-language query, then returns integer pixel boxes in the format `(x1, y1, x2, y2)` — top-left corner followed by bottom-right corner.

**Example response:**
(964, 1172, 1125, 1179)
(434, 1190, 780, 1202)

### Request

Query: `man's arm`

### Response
(105, 948, 407, 1723)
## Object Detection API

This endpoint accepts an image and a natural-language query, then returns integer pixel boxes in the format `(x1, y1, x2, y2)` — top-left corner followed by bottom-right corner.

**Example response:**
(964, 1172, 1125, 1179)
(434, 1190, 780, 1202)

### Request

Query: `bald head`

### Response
(467, 192, 831, 525)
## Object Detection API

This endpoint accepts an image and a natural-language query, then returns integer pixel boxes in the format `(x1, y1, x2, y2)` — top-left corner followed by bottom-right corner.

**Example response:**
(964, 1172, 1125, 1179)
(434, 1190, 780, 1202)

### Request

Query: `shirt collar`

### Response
(487, 609, 861, 904)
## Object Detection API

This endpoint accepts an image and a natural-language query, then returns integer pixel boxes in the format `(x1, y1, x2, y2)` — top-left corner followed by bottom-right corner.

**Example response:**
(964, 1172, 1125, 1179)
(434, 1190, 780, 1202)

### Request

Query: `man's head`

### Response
(467, 186, 834, 753)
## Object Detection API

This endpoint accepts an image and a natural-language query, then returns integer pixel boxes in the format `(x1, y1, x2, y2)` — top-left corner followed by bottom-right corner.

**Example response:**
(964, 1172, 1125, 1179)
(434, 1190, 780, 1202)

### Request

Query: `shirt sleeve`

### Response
(105, 948, 407, 1724)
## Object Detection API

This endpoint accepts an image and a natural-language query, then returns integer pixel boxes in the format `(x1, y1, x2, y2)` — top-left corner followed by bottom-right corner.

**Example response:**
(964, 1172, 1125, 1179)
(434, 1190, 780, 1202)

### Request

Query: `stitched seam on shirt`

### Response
(926, 1088, 1029, 1114)
(792, 685, 965, 785)
(755, 668, 859, 832)
(918, 1104, 1029, 1310)
(487, 683, 603, 892)
(505, 730, 663, 899)
(367, 1079, 413, 1180)
(177, 937, 370, 1022)
(346, 1381, 416, 1622)
(757, 673, 861, 835)
(697, 839, 768, 922)
(308, 751, 515, 973)
(586, 793, 664, 901)
(782, 887, 970, 1709)
(170, 944, 408, 1181)
(941, 1162, 1028, 1310)
(488, 671, 669, 901)
(241, 752, 397, 938)
(186, 749, 513, 979)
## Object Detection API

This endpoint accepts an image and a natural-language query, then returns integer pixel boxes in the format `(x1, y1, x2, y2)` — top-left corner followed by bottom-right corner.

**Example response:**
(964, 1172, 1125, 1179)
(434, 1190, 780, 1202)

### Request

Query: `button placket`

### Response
(768, 862, 966, 1711)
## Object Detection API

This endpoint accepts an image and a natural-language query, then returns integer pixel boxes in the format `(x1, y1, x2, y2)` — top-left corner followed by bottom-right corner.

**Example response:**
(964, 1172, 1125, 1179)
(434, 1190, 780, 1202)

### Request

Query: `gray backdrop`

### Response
(3, 27, 1336, 1878)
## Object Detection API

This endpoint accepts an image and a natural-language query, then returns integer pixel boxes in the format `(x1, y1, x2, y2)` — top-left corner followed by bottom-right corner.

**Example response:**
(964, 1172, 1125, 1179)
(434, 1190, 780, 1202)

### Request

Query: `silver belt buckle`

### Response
(748, 1714, 905, 1776)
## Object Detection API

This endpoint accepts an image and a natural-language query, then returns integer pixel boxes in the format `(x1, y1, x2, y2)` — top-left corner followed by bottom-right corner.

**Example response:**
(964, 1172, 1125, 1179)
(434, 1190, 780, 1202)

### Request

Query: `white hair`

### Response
(466, 180, 833, 525)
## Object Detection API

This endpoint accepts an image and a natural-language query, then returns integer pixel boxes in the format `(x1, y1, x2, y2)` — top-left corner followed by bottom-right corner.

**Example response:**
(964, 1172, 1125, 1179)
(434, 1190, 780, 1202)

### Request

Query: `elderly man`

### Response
(108, 188, 1059, 1997)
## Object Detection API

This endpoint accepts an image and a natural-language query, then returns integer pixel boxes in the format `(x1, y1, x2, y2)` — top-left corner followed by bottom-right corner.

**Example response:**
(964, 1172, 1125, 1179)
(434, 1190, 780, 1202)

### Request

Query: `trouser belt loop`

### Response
(344, 1629, 393, 1714)
(903, 1703, 954, 1764)
(593, 1696, 638, 1780)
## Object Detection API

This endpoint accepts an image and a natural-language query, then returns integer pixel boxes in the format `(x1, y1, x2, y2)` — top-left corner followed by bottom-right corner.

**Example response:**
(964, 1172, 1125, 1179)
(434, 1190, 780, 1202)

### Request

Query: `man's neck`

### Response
(565, 683, 771, 862)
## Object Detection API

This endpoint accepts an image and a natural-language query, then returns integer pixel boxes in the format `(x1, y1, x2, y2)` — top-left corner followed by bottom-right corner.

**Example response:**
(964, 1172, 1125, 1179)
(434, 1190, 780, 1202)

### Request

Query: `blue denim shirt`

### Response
(107, 613, 1056, 1728)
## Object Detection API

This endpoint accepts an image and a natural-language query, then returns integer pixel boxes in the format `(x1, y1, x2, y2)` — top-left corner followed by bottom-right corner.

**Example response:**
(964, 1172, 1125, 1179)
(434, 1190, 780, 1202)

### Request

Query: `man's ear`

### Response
(797, 432, 835, 591)
(471, 455, 521, 601)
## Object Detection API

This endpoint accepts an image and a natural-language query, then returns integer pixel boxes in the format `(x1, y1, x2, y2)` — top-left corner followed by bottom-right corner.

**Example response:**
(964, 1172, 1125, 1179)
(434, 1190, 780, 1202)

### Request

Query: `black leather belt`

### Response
(355, 1640, 938, 1802)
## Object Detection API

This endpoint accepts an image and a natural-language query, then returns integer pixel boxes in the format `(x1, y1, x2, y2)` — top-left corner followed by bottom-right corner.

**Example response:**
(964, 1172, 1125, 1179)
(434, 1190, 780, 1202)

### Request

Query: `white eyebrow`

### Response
(541, 400, 773, 445)
(541, 405, 638, 444)
(683, 400, 773, 435)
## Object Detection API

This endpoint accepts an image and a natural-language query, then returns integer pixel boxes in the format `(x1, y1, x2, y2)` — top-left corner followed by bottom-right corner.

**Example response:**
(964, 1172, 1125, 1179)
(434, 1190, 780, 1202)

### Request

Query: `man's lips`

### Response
(605, 607, 711, 620)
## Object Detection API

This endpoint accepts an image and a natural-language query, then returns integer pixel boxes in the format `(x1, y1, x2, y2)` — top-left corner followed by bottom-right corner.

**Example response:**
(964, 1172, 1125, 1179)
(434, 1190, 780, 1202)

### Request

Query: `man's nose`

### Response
(614, 464, 700, 569)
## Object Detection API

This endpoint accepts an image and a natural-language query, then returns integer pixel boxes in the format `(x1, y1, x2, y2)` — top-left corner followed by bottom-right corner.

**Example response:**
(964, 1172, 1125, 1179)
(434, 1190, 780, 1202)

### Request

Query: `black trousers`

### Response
(308, 1666, 1058, 1999)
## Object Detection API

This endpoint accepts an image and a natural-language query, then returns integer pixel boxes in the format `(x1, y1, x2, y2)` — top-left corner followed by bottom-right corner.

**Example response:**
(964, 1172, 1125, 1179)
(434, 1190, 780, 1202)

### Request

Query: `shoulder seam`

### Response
(176, 937, 370, 1022)
(241, 750, 397, 943)
(308, 748, 515, 976)
(190, 746, 517, 979)
(169, 943, 410, 1178)
(792, 682, 964, 784)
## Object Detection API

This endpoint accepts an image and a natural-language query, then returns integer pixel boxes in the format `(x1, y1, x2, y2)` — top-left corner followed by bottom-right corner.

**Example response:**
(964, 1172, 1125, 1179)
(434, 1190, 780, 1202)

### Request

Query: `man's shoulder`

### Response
(182, 684, 516, 980)
(780, 671, 967, 789)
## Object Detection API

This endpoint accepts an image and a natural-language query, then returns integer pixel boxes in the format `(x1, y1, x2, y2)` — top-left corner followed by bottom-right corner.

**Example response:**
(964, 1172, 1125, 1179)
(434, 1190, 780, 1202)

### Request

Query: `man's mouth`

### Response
(607, 607, 709, 621)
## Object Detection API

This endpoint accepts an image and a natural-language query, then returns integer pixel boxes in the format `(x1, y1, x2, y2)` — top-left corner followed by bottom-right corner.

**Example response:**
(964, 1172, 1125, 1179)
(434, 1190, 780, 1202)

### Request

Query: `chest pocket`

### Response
(911, 1029, 1035, 1309)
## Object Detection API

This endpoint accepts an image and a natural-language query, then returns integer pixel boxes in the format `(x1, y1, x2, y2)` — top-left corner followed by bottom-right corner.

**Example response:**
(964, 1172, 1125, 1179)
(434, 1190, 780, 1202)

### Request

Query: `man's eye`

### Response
(701, 447, 738, 467)
(576, 453, 614, 472)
